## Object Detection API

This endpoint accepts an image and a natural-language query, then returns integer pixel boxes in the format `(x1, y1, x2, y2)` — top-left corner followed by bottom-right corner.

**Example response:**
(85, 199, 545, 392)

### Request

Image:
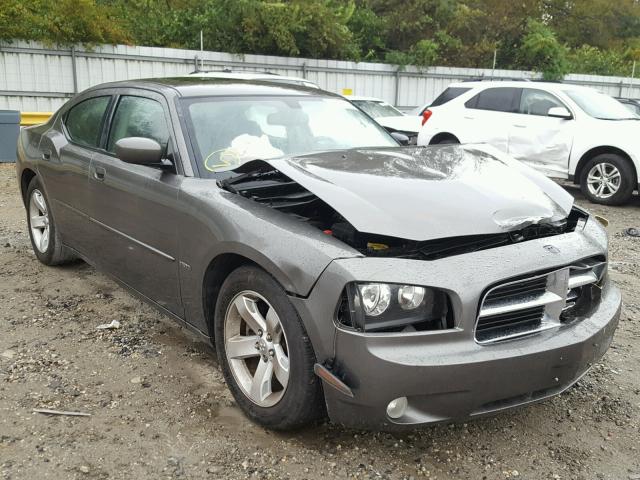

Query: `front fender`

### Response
(176, 178, 359, 332)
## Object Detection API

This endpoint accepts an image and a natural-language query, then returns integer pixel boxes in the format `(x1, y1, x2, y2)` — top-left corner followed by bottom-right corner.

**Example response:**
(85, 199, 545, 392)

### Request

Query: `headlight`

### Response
(358, 283, 392, 316)
(398, 285, 426, 310)
(337, 282, 452, 333)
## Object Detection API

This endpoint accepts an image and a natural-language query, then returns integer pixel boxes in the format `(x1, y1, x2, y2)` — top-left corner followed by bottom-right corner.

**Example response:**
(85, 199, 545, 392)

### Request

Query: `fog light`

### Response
(386, 396, 408, 419)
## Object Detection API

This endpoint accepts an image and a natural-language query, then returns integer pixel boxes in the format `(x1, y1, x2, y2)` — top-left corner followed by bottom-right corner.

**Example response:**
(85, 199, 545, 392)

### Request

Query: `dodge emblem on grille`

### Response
(544, 245, 560, 254)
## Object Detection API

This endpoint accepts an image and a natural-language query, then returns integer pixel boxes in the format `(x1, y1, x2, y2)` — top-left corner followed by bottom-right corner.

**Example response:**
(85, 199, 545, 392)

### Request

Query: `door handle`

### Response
(42, 150, 51, 160)
(463, 116, 475, 120)
(513, 124, 527, 128)
(93, 166, 106, 181)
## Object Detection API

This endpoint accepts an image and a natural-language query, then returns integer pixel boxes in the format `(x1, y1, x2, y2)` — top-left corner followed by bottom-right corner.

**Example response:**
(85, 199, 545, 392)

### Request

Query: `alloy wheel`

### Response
(29, 189, 50, 253)
(586, 162, 621, 199)
(224, 290, 290, 407)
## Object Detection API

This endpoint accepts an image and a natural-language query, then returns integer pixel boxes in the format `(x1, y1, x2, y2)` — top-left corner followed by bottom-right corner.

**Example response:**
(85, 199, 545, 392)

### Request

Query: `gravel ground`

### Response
(1, 163, 639, 480)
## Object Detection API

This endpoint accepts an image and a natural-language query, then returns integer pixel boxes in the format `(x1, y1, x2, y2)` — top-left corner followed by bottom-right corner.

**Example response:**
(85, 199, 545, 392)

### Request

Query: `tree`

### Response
(3, 0, 640, 77)
(544, 0, 640, 50)
(0, 0, 129, 45)
(567, 45, 628, 77)
(518, 19, 568, 80)
(347, 3, 387, 61)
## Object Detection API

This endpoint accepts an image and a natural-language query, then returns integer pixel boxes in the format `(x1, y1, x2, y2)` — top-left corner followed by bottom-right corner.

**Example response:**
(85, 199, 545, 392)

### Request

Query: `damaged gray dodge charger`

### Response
(16, 78, 621, 430)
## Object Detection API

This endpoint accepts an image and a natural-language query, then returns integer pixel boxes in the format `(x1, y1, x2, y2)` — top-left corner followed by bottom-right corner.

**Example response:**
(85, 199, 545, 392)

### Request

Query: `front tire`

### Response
(26, 177, 75, 265)
(580, 153, 635, 205)
(214, 265, 324, 430)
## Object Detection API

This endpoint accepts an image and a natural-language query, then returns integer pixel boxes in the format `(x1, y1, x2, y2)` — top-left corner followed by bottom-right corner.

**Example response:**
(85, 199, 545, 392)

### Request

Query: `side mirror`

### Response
(115, 137, 163, 165)
(547, 107, 572, 120)
(390, 131, 410, 145)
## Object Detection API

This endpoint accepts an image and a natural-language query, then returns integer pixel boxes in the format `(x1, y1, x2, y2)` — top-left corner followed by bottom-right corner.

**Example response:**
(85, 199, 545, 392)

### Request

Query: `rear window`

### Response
(465, 87, 521, 113)
(428, 87, 471, 110)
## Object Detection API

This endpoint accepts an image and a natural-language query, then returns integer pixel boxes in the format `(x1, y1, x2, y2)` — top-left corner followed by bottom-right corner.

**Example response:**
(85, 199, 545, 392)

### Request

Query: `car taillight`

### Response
(421, 109, 433, 126)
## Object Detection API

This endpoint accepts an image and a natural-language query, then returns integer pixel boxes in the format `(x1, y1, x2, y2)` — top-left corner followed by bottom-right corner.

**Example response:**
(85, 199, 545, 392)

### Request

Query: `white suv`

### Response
(417, 81, 640, 205)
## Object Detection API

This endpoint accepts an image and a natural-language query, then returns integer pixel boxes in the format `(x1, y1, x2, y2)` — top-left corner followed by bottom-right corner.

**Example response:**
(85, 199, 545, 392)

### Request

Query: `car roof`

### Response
(184, 71, 320, 87)
(84, 77, 336, 99)
(447, 80, 595, 92)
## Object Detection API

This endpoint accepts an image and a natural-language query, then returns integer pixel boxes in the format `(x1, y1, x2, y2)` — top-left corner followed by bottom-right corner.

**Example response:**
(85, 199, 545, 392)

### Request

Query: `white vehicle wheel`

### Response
(580, 154, 635, 205)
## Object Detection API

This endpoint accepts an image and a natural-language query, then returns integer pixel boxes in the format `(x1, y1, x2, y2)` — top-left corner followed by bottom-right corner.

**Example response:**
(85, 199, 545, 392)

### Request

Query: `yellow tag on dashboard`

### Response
(342, 88, 353, 96)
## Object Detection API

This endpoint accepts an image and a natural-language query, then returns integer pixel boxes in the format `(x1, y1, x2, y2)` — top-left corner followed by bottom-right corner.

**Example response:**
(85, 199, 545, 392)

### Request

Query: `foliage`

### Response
(0, 0, 129, 45)
(4, 0, 640, 77)
(347, 4, 387, 61)
(567, 46, 630, 77)
(411, 39, 439, 66)
(518, 20, 568, 80)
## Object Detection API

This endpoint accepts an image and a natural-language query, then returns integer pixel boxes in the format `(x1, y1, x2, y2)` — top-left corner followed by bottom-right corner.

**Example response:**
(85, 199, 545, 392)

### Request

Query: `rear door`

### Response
(37, 94, 113, 255)
(508, 88, 574, 178)
(88, 90, 184, 316)
(460, 87, 522, 152)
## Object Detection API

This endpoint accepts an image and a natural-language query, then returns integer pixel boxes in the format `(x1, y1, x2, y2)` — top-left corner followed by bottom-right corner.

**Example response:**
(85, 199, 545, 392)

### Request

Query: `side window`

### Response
(107, 96, 170, 153)
(65, 96, 111, 148)
(429, 87, 471, 109)
(465, 87, 520, 113)
(519, 89, 566, 116)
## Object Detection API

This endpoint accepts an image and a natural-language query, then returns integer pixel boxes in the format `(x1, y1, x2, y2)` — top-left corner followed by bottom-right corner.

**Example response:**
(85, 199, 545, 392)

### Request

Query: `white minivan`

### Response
(417, 81, 640, 204)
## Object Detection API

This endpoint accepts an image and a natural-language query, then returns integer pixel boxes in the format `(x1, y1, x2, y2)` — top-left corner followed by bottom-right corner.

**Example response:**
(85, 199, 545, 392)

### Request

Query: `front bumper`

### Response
(289, 217, 620, 429)
(324, 280, 620, 428)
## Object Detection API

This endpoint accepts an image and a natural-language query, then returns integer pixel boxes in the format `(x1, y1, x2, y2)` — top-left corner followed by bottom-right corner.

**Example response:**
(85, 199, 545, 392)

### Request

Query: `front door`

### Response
(88, 92, 183, 316)
(508, 88, 574, 178)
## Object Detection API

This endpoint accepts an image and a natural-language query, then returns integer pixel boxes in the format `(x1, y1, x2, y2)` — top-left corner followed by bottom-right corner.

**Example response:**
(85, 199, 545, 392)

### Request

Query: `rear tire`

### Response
(214, 265, 324, 430)
(579, 153, 635, 205)
(431, 135, 459, 145)
(26, 177, 76, 266)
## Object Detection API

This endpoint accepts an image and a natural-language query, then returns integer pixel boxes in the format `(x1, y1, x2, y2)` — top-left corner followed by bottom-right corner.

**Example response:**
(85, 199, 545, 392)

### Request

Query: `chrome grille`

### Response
(476, 258, 606, 344)
(484, 276, 547, 303)
(475, 306, 545, 342)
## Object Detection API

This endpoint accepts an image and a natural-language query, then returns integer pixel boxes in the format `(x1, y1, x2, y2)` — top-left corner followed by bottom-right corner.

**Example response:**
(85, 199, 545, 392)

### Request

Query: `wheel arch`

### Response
(573, 146, 637, 186)
(20, 168, 37, 205)
(429, 132, 460, 145)
(202, 253, 257, 338)
(200, 247, 307, 339)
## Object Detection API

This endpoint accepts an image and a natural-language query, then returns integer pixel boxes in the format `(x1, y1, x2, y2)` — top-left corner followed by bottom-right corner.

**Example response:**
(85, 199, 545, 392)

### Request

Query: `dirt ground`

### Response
(0, 163, 639, 480)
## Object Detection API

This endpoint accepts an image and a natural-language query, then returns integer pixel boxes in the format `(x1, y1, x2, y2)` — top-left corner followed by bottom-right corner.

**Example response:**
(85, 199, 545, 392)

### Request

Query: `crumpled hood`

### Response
(375, 115, 423, 134)
(266, 144, 574, 241)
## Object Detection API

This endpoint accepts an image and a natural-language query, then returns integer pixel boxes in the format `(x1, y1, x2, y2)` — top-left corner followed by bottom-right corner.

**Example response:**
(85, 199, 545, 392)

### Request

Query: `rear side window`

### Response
(107, 96, 170, 153)
(429, 87, 471, 109)
(465, 87, 521, 113)
(65, 96, 111, 148)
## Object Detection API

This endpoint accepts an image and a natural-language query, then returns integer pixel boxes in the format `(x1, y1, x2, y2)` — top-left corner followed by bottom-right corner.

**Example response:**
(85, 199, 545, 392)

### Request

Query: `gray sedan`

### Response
(16, 78, 621, 430)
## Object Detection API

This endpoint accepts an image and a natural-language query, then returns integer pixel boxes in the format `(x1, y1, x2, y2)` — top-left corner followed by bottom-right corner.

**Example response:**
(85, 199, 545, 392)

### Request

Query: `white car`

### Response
(417, 81, 640, 205)
(186, 70, 320, 89)
(347, 96, 422, 143)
